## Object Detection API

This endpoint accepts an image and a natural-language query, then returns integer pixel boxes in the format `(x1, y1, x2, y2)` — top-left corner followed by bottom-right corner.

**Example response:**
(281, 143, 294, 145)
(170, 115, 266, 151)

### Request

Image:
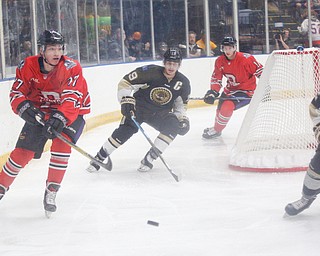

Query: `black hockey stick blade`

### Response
(131, 114, 180, 182)
(35, 115, 112, 171)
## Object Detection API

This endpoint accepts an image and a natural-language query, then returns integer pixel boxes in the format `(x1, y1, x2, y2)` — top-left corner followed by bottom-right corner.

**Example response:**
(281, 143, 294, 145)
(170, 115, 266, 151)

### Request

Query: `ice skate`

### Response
(0, 184, 8, 200)
(85, 147, 112, 172)
(202, 127, 222, 139)
(284, 195, 316, 217)
(86, 161, 101, 172)
(43, 182, 60, 218)
(138, 148, 159, 172)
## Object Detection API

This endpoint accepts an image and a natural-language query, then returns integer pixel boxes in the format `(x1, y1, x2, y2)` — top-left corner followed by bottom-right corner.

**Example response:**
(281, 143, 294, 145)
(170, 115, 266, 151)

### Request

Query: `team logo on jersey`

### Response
(18, 60, 25, 70)
(64, 59, 76, 70)
(150, 87, 172, 105)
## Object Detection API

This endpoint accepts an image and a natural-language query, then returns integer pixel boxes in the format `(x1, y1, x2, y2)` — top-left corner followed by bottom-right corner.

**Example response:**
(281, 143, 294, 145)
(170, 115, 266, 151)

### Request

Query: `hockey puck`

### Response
(147, 220, 159, 226)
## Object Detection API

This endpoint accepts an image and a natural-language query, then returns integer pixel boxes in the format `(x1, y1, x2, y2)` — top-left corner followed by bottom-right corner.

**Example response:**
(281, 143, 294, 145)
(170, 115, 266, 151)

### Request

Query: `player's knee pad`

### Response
(112, 123, 138, 145)
(218, 100, 235, 116)
(159, 113, 180, 139)
(51, 137, 72, 154)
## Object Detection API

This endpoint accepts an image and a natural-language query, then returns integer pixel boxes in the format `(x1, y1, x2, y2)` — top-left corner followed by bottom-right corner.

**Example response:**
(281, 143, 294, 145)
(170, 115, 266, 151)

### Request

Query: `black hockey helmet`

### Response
(221, 36, 237, 46)
(163, 47, 182, 63)
(37, 30, 65, 46)
(220, 36, 237, 52)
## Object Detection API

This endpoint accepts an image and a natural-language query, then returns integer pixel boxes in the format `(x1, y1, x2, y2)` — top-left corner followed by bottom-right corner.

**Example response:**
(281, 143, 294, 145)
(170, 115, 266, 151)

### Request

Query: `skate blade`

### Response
(283, 212, 290, 218)
(45, 210, 53, 219)
(283, 212, 295, 218)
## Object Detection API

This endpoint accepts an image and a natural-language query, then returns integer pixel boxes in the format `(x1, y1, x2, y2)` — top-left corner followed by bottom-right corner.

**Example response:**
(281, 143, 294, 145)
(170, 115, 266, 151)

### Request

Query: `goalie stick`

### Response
(35, 115, 112, 171)
(131, 114, 180, 182)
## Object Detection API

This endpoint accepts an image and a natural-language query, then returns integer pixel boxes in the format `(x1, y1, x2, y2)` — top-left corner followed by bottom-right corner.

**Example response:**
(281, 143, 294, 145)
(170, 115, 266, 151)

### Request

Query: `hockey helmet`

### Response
(220, 36, 237, 52)
(37, 30, 65, 46)
(221, 36, 237, 46)
(163, 47, 182, 63)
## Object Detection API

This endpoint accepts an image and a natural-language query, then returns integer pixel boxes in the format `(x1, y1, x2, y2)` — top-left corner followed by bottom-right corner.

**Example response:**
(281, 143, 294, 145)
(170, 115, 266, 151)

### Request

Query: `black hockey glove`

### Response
(204, 90, 220, 104)
(17, 100, 45, 126)
(314, 124, 320, 143)
(120, 96, 136, 118)
(178, 116, 190, 136)
(42, 111, 67, 139)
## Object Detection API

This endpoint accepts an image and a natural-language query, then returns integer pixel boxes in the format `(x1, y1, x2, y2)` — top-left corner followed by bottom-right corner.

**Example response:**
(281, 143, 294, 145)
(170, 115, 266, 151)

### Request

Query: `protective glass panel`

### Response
(60, 0, 79, 59)
(2, 0, 32, 76)
(122, 0, 152, 62)
(153, 0, 186, 60)
(77, 0, 98, 64)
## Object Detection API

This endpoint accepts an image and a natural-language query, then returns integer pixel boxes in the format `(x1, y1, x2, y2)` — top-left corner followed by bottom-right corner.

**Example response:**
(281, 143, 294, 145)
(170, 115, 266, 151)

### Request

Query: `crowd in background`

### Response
(1, 0, 320, 80)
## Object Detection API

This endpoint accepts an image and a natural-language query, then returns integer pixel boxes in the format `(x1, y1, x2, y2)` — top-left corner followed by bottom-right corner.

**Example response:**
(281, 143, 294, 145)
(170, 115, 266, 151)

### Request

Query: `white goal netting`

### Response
(229, 48, 320, 172)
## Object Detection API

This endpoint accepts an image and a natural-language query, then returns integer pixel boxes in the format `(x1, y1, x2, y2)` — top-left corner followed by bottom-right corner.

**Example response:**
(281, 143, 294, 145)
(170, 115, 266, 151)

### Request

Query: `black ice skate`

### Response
(43, 182, 60, 218)
(284, 196, 316, 216)
(202, 127, 222, 139)
(86, 147, 112, 172)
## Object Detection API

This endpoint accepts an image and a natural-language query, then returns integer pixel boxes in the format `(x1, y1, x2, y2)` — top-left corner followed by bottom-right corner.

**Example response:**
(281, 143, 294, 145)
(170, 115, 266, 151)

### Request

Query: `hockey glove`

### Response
(178, 116, 190, 136)
(42, 111, 67, 139)
(120, 96, 136, 117)
(314, 124, 320, 143)
(17, 100, 45, 126)
(204, 90, 219, 104)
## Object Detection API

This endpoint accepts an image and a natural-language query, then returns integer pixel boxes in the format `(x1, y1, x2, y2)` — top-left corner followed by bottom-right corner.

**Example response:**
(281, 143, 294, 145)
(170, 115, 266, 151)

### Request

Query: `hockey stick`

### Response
(35, 115, 112, 171)
(130, 114, 180, 182)
(190, 96, 251, 101)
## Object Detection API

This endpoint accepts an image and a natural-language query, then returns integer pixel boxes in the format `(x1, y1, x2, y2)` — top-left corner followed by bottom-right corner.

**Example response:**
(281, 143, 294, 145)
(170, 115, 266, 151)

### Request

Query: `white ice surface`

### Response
(1, 106, 320, 256)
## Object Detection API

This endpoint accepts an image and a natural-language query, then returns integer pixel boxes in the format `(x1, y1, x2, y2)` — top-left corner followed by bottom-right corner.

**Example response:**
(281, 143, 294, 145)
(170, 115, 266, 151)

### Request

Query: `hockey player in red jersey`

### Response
(202, 36, 263, 139)
(0, 30, 91, 217)
(86, 47, 191, 173)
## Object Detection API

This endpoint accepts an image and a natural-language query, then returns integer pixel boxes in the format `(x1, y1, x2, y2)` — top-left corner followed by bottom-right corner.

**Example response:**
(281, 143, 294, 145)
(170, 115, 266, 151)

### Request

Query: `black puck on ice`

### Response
(147, 220, 159, 226)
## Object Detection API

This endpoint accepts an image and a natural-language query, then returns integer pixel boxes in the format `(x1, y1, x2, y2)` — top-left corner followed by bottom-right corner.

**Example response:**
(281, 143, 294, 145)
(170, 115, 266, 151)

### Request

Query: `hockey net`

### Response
(229, 48, 320, 172)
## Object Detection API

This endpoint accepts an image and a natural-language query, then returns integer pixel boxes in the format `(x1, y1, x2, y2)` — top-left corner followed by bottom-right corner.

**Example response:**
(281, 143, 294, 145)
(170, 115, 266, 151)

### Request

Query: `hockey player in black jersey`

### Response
(285, 95, 320, 216)
(86, 47, 191, 173)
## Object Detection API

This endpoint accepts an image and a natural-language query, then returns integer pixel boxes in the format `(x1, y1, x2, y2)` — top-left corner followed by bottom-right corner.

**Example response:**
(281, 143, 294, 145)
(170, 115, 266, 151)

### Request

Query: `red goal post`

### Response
(229, 48, 320, 172)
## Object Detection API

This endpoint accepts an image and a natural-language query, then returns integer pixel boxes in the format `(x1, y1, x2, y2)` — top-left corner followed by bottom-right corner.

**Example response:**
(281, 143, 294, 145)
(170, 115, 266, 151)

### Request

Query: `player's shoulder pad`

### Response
(63, 56, 80, 70)
(17, 55, 37, 70)
(139, 64, 159, 72)
(17, 60, 25, 70)
(241, 52, 252, 59)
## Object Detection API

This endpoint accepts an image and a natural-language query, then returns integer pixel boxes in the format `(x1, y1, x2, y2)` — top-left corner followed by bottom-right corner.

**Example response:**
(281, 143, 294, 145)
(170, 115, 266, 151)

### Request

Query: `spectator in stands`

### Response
(196, 29, 217, 56)
(18, 40, 32, 61)
(156, 41, 168, 59)
(274, 28, 292, 50)
(108, 28, 136, 62)
(289, 0, 307, 22)
(179, 31, 202, 58)
(298, 10, 320, 47)
(128, 31, 152, 61)
(99, 29, 109, 61)
(188, 31, 202, 57)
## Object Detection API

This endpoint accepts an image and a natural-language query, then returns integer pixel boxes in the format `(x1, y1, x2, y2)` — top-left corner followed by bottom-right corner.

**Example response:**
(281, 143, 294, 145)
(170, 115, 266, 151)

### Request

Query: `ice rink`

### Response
(1, 106, 320, 256)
